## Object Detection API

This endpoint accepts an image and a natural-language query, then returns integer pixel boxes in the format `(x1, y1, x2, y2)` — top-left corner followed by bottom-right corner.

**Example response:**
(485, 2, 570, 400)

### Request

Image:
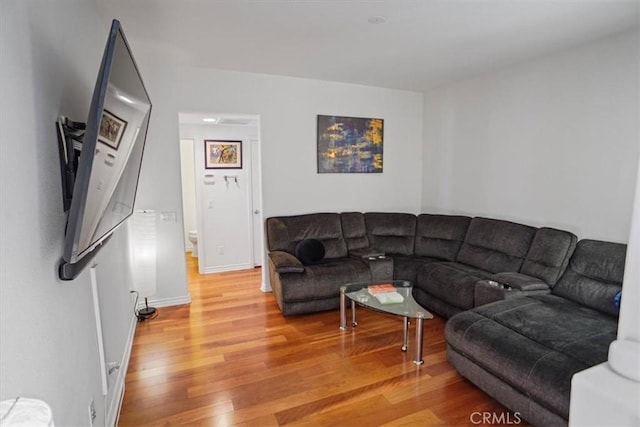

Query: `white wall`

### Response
(1, 1, 137, 425)
(180, 123, 258, 274)
(136, 62, 424, 293)
(422, 30, 639, 242)
(569, 134, 640, 426)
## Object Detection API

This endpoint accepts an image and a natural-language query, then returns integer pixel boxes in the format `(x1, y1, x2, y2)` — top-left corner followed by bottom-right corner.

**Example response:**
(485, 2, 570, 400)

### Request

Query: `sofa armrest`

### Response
(489, 272, 550, 291)
(474, 273, 551, 307)
(349, 247, 385, 259)
(269, 251, 304, 274)
(347, 248, 392, 282)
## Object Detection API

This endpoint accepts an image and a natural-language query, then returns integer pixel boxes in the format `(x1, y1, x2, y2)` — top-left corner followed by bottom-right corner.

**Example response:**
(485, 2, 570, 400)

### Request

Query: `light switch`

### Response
(160, 211, 177, 222)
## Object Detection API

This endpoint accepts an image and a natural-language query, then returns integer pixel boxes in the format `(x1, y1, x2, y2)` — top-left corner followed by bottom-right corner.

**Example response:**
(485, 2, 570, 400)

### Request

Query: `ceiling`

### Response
(96, 0, 639, 92)
(178, 112, 258, 127)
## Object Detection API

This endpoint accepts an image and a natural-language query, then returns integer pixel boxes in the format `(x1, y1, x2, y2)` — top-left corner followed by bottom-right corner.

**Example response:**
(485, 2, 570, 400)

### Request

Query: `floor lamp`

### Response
(130, 210, 157, 320)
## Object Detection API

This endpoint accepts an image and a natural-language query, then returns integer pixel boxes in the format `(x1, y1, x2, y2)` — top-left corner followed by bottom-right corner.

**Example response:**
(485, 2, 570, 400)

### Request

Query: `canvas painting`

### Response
(317, 115, 383, 173)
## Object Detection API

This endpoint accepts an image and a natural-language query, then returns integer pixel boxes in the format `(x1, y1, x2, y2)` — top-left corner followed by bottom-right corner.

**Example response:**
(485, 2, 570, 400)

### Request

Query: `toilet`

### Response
(188, 230, 198, 258)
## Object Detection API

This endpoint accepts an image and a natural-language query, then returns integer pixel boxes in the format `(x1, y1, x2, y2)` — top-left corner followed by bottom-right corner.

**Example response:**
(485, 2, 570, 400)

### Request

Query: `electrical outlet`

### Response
(88, 399, 96, 426)
(108, 361, 121, 375)
(218, 246, 224, 255)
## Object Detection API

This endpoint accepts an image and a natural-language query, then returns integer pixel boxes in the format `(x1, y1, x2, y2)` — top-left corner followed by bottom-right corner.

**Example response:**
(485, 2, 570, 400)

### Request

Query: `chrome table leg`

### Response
(340, 287, 347, 330)
(402, 317, 409, 352)
(413, 317, 424, 365)
(351, 300, 357, 327)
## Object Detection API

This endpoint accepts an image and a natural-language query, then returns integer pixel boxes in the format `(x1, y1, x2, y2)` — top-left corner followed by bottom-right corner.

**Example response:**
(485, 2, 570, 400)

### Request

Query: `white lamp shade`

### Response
(0, 398, 54, 427)
(129, 210, 156, 298)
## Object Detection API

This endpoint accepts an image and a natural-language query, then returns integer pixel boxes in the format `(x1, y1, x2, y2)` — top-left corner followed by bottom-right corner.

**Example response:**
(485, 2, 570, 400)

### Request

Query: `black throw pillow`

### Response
(295, 239, 325, 265)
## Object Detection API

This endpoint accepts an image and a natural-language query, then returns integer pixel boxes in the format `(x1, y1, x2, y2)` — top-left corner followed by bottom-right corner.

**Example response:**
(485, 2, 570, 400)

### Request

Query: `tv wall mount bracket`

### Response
(56, 116, 107, 282)
(56, 116, 86, 212)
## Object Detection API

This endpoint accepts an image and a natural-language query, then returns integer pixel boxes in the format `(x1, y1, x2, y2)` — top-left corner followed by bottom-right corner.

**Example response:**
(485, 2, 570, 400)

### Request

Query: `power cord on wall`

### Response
(130, 290, 158, 322)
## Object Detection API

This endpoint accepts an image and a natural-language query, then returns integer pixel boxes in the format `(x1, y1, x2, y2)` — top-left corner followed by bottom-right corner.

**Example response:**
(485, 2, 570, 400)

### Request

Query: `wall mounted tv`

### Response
(56, 19, 151, 281)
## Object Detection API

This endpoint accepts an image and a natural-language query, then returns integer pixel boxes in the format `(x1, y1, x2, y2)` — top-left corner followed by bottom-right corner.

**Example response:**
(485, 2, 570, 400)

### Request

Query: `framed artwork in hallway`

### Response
(205, 140, 242, 169)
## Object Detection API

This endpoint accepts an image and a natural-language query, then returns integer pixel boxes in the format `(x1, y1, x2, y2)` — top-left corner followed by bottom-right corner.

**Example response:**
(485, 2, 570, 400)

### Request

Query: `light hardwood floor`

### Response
(118, 255, 524, 426)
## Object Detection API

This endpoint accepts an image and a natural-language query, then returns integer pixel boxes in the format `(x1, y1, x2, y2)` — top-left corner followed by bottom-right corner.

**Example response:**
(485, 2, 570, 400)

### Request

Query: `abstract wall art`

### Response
(317, 115, 383, 173)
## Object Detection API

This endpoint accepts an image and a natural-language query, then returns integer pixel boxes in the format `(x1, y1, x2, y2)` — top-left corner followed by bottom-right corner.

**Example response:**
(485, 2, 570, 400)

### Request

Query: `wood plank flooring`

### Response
(118, 256, 524, 426)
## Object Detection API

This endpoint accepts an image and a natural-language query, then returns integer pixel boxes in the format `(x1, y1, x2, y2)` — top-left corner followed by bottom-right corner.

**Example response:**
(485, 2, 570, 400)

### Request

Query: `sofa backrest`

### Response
(364, 213, 416, 256)
(552, 239, 626, 317)
(521, 227, 577, 285)
(340, 212, 369, 251)
(265, 213, 348, 259)
(415, 214, 471, 261)
(456, 217, 537, 273)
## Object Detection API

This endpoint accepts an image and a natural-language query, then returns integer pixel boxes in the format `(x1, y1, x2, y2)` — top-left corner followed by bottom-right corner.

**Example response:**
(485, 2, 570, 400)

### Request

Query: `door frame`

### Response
(177, 113, 264, 277)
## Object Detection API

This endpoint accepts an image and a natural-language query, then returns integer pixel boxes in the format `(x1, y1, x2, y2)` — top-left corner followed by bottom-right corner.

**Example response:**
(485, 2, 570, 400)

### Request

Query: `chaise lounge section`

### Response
(445, 239, 626, 425)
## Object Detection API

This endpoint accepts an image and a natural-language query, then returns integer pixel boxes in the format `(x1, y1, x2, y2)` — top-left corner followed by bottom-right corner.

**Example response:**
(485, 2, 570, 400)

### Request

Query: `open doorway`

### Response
(178, 113, 263, 276)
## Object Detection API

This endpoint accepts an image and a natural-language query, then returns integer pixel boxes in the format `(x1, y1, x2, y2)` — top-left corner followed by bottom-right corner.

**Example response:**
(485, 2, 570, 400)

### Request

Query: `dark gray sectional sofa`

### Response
(266, 212, 578, 317)
(266, 211, 627, 426)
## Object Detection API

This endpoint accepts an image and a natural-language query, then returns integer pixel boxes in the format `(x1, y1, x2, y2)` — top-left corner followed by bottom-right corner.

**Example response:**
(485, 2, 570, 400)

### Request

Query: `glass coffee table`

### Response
(339, 280, 433, 365)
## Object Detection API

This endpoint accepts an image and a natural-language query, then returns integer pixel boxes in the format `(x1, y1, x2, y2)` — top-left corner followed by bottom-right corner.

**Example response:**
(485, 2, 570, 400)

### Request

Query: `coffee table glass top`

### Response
(341, 281, 433, 320)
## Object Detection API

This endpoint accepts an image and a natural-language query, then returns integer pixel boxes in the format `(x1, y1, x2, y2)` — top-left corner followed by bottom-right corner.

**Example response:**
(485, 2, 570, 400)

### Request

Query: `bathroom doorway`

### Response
(179, 138, 197, 255)
(178, 113, 263, 275)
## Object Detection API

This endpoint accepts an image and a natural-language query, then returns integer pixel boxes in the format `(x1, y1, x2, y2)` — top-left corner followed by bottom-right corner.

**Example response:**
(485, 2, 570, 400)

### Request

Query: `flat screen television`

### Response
(57, 19, 151, 280)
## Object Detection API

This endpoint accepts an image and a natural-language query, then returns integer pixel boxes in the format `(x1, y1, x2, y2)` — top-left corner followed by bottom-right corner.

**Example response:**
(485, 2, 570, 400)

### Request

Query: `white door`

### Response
(250, 138, 263, 267)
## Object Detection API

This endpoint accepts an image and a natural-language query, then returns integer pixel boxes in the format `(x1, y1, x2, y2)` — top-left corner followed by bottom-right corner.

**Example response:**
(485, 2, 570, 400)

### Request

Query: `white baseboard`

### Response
(260, 281, 272, 292)
(137, 294, 192, 309)
(201, 263, 253, 274)
(106, 306, 138, 426)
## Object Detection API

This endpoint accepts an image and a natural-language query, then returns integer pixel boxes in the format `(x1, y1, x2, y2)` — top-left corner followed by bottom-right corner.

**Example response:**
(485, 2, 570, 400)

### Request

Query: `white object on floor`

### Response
(0, 397, 54, 427)
(188, 230, 198, 258)
(569, 362, 640, 426)
(609, 339, 640, 382)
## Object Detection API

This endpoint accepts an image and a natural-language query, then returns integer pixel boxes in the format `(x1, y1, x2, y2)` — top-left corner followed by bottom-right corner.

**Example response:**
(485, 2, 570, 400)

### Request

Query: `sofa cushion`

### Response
(456, 217, 536, 273)
(445, 295, 618, 419)
(295, 239, 325, 265)
(340, 212, 369, 251)
(278, 257, 370, 302)
(417, 262, 493, 310)
(364, 212, 416, 256)
(552, 239, 626, 317)
(521, 227, 577, 285)
(413, 289, 465, 319)
(392, 255, 441, 283)
(266, 213, 348, 259)
(415, 214, 471, 261)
